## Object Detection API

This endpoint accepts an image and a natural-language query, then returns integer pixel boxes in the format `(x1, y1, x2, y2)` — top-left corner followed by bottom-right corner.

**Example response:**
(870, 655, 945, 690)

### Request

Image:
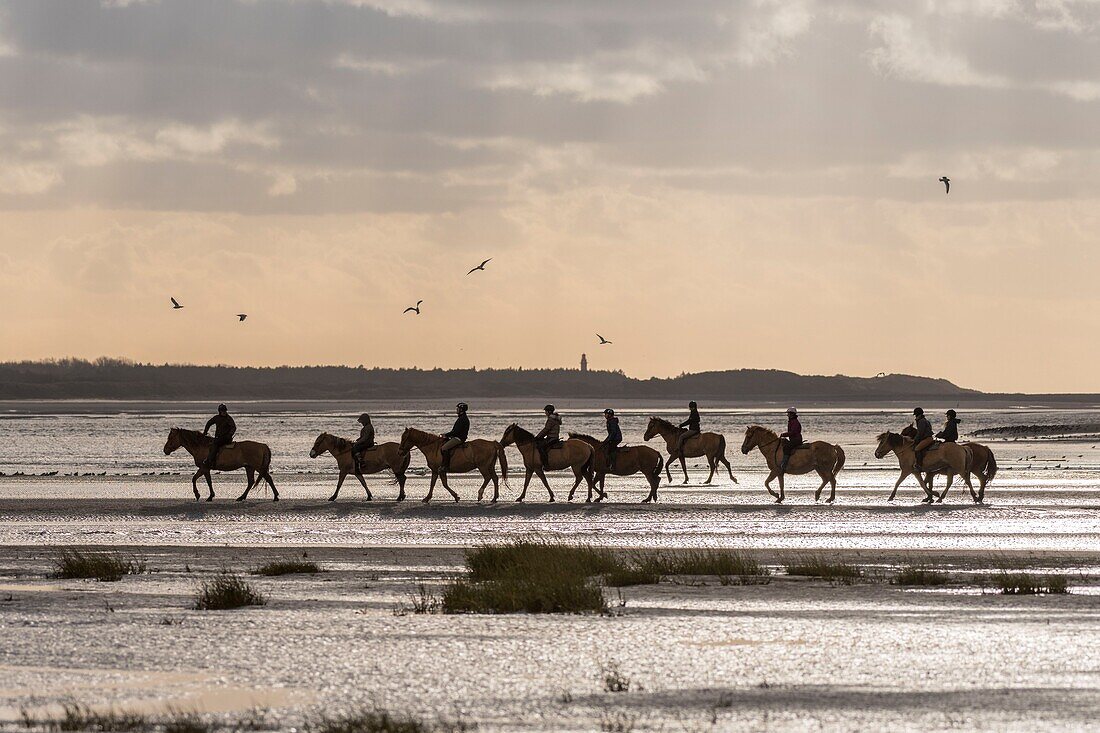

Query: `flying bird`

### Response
(597, 334, 612, 345)
(939, 176, 950, 194)
(466, 258, 492, 275)
(237, 314, 247, 322)
(171, 297, 184, 310)
(404, 300, 423, 315)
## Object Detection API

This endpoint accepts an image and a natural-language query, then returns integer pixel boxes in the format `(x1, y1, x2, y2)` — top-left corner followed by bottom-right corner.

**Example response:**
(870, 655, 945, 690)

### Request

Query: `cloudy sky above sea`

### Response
(1, 0, 1099, 392)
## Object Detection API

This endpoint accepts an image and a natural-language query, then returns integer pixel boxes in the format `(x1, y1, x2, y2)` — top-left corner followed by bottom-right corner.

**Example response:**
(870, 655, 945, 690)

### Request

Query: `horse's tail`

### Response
(653, 453, 665, 482)
(496, 442, 510, 486)
(984, 448, 997, 484)
(833, 444, 846, 475)
(262, 444, 272, 474)
(581, 449, 594, 477)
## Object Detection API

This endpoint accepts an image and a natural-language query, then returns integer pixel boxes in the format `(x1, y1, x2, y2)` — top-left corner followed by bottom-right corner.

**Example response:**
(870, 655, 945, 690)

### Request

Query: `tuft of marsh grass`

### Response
(602, 568, 662, 587)
(465, 541, 618, 583)
(442, 575, 606, 614)
(251, 559, 322, 576)
(991, 572, 1069, 595)
(634, 550, 770, 584)
(306, 708, 473, 733)
(894, 566, 949, 586)
(162, 712, 215, 733)
(51, 549, 146, 582)
(600, 660, 631, 693)
(784, 557, 860, 583)
(599, 711, 636, 732)
(409, 584, 440, 614)
(194, 573, 266, 610)
(20, 702, 149, 732)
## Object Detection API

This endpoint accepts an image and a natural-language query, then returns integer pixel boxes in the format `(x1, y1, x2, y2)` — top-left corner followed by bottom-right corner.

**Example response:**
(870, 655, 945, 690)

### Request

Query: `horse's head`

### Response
(398, 427, 417, 455)
(500, 423, 518, 447)
(163, 428, 182, 455)
(874, 431, 901, 459)
(643, 417, 659, 442)
(900, 424, 917, 439)
(309, 432, 330, 459)
(741, 426, 762, 455)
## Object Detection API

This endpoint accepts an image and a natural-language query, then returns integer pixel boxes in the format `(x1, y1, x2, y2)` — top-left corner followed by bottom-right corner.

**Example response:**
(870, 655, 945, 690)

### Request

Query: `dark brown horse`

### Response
(499, 424, 595, 502)
(643, 416, 737, 485)
(163, 427, 278, 502)
(309, 432, 411, 502)
(398, 427, 508, 503)
(567, 433, 664, 503)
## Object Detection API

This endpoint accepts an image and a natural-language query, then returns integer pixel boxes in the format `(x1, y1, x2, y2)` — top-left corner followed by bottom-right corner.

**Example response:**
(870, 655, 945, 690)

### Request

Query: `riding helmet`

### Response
(913, 407, 924, 416)
(688, 401, 697, 409)
(456, 402, 468, 412)
(544, 404, 555, 413)
(946, 409, 957, 418)
(604, 408, 615, 416)
(787, 407, 797, 415)
(358, 413, 371, 424)
(217, 403, 228, 412)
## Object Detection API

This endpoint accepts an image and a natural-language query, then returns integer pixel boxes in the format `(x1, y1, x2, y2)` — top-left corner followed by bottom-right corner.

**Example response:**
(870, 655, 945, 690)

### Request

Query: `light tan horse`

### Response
(499, 423, 595, 502)
(874, 431, 975, 503)
(900, 425, 996, 504)
(567, 433, 664, 503)
(163, 427, 278, 502)
(740, 426, 845, 503)
(643, 416, 737, 485)
(399, 427, 508, 503)
(309, 432, 412, 502)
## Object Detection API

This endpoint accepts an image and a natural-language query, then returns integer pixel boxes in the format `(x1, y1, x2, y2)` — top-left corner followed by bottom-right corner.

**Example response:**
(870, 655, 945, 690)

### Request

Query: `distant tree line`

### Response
(0, 358, 994, 402)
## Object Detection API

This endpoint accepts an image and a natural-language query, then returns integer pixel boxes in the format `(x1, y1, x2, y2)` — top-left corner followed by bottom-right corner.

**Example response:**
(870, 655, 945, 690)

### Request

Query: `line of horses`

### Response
(162, 417, 996, 505)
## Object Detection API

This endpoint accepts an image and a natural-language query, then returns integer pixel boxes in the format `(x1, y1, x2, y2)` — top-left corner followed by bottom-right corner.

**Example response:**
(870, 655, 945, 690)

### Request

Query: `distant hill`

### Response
(0, 358, 989, 402)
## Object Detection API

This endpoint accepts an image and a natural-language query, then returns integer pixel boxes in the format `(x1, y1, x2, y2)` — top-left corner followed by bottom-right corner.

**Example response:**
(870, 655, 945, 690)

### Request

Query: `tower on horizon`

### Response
(580, 353, 588, 372)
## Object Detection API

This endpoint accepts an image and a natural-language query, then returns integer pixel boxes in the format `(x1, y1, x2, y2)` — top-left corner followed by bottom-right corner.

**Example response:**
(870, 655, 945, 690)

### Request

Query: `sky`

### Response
(1, 0, 1099, 393)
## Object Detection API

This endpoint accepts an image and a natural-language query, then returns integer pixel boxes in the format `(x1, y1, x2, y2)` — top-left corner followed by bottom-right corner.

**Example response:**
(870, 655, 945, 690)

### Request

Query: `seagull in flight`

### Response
(236, 314, 247, 322)
(939, 176, 950, 194)
(466, 258, 492, 275)
(170, 297, 184, 310)
(404, 300, 423, 315)
(597, 334, 612, 345)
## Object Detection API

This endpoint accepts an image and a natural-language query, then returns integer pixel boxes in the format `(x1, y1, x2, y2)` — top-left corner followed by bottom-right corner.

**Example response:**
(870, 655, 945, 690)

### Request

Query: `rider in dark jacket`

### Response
(202, 404, 236, 470)
(603, 409, 622, 470)
(936, 409, 960, 443)
(673, 401, 701, 459)
(534, 404, 562, 467)
(440, 403, 469, 472)
(778, 407, 803, 475)
(912, 407, 934, 471)
(351, 413, 376, 474)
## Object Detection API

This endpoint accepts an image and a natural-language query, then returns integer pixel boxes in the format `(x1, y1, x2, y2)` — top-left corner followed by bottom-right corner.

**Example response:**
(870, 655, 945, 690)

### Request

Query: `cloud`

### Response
(0, 161, 61, 194)
(866, 14, 1010, 89)
(730, 0, 815, 66)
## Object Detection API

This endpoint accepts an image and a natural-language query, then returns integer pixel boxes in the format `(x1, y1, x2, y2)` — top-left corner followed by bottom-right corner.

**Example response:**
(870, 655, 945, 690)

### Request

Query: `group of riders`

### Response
(197, 402, 965, 476)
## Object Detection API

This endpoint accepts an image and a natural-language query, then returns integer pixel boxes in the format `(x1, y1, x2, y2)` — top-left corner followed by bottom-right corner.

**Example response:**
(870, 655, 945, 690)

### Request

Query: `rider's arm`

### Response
(203, 416, 217, 435)
(226, 416, 237, 436)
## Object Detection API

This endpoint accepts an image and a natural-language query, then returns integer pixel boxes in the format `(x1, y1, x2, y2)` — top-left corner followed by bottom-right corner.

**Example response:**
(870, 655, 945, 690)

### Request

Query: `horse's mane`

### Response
(322, 432, 354, 451)
(747, 425, 777, 438)
(173, 427, 212, 446)
(649, 416, 677, 431)
(876, 431, 904, 447)
(568, 432, 600, 446)
(402, 427, 438, 442)
(507, 423, 535, 442)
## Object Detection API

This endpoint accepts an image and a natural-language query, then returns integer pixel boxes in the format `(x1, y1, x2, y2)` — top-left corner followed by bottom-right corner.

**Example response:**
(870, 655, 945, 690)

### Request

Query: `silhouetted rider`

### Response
(534, 404, 562, 467)
(911, 407, 934, 471)
(603, 408, 622, 471)
(673, 400, 701, 459)
(778, 407, 802, 476)
(936, 409, 960, 443)
(440, 402, 469, 472)
(202, 404, 236, 470)
(351, 413, 375, 474)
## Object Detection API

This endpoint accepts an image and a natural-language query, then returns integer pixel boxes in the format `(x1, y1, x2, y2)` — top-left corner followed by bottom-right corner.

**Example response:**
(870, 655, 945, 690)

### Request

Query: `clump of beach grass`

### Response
(306, 708, 473, 733)
(20, 702, 149, 732)
(602, 567, 662, 587)
(465, 540, 618, 582)
(51, 549, 146, 582)
(600, 660, 632, 693)
(194, 572, 266, 610)
(991, 572, 1069, 595)
(251, 559, 322, 576)
(634, 549, 770, 585)
(893, 566, 949, 586)
(785, 556, 861, 583)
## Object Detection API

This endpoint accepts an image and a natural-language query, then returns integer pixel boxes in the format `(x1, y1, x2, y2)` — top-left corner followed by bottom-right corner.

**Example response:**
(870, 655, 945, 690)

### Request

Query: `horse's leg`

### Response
(490, 467, 500, 503)
(936, 474, 951, 503)
(828, 472, 837, 504)
(191, 470, 201, 501)
(328, 471, 347, 502)
(204, 470, 215, 502)
(961, 471, 976, 504)
(354, 470, 372, 501)
(776, 472, 785, 504)
(664, 451, 673, 483)
(536, 469, 555, 502)
(763, 471, 780, 501)
(245, 467, 255, 498)
(439, 471, 460, 502)
(678, 454, 689, 484)
(913, 471, 934, 503)
(642, 467, 660, 503)
(423, 471, 438, 503)
(568, 467, 585, 502)
(477, 470, 491, 503)
(517, 469, 533, 502)
(703, 453, 717, 485)
(814, 468, 829, 502)
(235, 470, 251, 502)
(722, 454, 736, 483)
(264, 470, 279, 501)
(975, 470, 986, 504)
(396, 473, 407, 502)
(887, 472, 906, 502)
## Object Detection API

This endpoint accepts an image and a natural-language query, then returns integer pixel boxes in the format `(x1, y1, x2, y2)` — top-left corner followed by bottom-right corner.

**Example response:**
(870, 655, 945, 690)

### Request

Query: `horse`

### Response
(874, 431, 975, 503)
(643, 416, 737, 485)
(898, 425, 994, 503)
(308, 432, 412, 502)
(740, 426, 845, 504)
(499, 424, 595, 502)
(163, 427, 278, 502)
(398, 427, 508, 503)
(567, 433, 664, 503)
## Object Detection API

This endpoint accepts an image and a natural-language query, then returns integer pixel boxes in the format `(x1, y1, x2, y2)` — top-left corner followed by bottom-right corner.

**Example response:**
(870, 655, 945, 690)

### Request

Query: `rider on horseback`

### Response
(534, 404, 562, 467)
(912, 407, 934, 471)
(778, 407, 802, 476)
(351, 413, 375, 474)
(937, 409, 960, 443)
(202, 404, 236, 471)
(440, 402, 469, 473)
(673, 401, 701, 460)
(603, 408, 622, 471)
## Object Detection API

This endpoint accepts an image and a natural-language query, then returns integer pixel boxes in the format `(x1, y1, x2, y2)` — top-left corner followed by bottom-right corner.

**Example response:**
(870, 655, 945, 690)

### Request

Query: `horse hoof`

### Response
(421, 498, 430, 504)
(548, 497, 555, 503)
(515, 498, 523, 503)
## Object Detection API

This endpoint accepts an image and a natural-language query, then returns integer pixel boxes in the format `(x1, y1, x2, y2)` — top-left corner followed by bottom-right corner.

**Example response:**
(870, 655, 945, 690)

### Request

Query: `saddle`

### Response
(542, 439, 564, 451)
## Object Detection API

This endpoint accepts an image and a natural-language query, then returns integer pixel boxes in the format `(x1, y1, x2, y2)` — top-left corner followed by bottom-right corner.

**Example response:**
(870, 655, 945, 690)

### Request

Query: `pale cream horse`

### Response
(740, 425, 845, 503)
(499, 423, 595, 502)
(874, 431, 975, 503)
